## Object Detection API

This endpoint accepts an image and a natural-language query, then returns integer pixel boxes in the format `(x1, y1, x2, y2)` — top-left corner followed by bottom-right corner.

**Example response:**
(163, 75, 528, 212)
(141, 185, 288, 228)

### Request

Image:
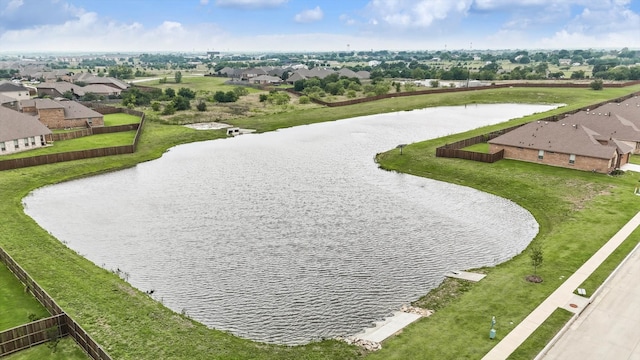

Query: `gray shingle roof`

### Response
(489, 121, 619, 159)
(0, 106, 52, 142)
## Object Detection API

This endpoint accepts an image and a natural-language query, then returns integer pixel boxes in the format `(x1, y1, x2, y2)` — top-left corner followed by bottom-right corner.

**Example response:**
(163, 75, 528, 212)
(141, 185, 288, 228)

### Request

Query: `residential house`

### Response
(0, 81, 30, 101)
(36, 82, 82, 98)
(37, 82, 123, 98)
(241, 68, 268, 80)
(20, 98, 104, 129)
(567, 107, 640, 154)
(488, 120, 632, 173)
(0, 106, 52, 156)
(70, 73, 129, 91)
(248, 75, 282, 85)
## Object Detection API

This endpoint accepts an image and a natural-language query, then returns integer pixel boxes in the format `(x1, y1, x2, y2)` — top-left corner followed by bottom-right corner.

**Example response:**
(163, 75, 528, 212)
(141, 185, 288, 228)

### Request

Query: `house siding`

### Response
(0, 135, 48, 156)
(490, 144, 614, 173)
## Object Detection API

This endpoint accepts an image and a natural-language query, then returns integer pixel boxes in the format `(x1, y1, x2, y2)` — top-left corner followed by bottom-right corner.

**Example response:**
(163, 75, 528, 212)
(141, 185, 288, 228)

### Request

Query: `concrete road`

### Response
(540, 243, 640, 359)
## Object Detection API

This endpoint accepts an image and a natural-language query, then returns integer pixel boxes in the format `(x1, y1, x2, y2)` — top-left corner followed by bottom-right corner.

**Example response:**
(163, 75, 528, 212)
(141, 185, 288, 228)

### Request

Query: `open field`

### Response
(0, 85, 639, 359)
(134, 75, 262, 94)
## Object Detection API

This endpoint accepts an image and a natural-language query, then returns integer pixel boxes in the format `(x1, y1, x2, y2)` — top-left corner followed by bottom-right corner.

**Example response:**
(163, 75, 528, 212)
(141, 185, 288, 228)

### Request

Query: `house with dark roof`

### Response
(0, 106, 52, 156)
(248, 75, 282, 85)
(0, 81, 30, 101)
(488, 96, 640, 174)
(568, 108, 640, 154)
(19, 99, 104, 129)
(488, 120, 632, 174)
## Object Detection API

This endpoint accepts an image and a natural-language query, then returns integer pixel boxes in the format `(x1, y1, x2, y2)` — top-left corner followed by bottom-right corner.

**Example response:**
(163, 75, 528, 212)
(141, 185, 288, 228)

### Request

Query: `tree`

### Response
(590, 79, 604, 90)
(527, 244, 544, 283)
(172, 95, 190, 110)
(62, 90, 74, 100)
(165, 88, 176, 98)
(174, 71, 182, 83)
(177, 87, 196, 99)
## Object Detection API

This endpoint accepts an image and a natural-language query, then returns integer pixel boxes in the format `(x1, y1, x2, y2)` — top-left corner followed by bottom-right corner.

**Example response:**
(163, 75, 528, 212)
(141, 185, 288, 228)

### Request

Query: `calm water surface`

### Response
(24, 104, 553, 344)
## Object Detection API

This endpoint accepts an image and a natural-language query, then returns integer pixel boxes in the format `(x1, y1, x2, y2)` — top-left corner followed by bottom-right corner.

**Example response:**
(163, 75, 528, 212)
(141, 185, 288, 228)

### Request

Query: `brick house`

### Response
(19, 98, 104, 129)
(488, 120, 632, 173)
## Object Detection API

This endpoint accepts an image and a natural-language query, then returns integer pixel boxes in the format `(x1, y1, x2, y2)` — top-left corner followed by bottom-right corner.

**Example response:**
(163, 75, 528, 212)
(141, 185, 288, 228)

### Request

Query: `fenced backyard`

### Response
(0, 106, 145, 172)
(0, 247, 112, 359)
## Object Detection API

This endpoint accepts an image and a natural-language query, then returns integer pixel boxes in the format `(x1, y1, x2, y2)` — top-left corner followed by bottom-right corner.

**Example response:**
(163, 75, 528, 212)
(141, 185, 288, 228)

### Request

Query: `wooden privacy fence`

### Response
(0, 105, 146, 172)
(0, 314, 67, 357)
(0, 247, 113, 360)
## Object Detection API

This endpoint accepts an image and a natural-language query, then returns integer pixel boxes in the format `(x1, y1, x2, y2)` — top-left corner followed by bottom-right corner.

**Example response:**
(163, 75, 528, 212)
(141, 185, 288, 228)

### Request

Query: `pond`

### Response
(24, 104, 554, 345)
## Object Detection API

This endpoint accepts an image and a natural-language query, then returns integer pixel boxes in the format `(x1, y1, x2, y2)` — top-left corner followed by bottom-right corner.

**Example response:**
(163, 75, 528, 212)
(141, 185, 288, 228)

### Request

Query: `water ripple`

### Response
(24, 104, 553, 345)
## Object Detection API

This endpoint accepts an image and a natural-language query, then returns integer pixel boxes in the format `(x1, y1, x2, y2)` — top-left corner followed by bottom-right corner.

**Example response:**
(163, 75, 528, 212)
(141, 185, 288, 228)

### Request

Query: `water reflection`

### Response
(24, 104, 553, 344)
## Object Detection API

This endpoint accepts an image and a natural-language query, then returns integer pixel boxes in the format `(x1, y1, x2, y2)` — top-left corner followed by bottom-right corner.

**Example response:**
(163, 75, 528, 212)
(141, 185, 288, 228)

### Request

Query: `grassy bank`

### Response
(0, 85, 639, 359)
(371, 87, 640, 358)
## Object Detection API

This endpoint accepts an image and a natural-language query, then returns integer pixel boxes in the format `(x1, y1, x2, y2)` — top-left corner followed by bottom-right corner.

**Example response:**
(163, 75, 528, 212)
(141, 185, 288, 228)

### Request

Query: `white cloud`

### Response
(200, 0, 209, 5)
(214, 0, 288, 9)
(365, 0, 473, 28)
(294, 6, 323, 23)
(3, 0, 24, 13)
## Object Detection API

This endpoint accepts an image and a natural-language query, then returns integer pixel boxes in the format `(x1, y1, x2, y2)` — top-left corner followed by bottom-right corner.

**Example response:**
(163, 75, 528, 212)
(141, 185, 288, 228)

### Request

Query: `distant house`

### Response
(249, 75, 282, 85)
(241, 68, 268, 80)
(558, 59, 572, 66)
(488, 120, 632, 173)
(0, 106, 52, 156)
(72, 73, 130, 91)
(20, 98, 104, 129)
(36, 82, 82, 98)
(0, 81, 30, 101)
(36, 82, 123, 98)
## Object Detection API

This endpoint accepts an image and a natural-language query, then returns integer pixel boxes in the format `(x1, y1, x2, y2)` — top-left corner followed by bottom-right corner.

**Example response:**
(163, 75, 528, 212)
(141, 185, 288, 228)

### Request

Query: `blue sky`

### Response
(0, 0, 639, 53)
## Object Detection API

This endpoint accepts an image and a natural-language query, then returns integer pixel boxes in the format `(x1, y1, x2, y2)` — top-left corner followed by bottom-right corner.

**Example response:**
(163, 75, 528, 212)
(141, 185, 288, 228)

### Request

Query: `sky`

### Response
(0, 0, 639, 53)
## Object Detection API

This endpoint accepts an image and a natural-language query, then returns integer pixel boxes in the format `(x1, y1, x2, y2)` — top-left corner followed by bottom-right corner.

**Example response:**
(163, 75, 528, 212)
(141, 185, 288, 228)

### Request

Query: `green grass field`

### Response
(0, 132, 136, 160)
(0, 264, 50, 331)
(103, 113, 141, 126)
(1, 85, 639, 359)
(135, 75, 262, 94)
(3, 337, 88, 360)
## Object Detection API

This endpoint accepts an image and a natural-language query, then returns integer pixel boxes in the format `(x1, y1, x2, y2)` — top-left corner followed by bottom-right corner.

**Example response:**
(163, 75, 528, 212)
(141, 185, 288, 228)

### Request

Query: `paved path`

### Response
(540, 241, 640, 359)
(482, 211, 640, 360)
(354, 311, 422, 343)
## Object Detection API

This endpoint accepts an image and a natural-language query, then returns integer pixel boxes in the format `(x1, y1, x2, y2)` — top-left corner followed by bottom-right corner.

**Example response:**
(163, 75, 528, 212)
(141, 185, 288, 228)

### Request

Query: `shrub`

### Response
(298, 95, 310, 104)
(151, 101, 161, 111)
(196, 100, 207, 111)
(590, 79, 604, 90)
(177, 87, 196, 99)
(161, 103, 175, 115)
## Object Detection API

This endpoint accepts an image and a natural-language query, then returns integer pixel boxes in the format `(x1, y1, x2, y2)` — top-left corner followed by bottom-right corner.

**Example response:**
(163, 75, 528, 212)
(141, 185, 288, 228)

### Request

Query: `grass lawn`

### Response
(103, 113, 141, 126)
(1, 85, 639, 359)
(136, 75, 262, 94)
(629, 154, 640, 165)
(462, 142, 490, 153)
(0, 132, 137, 160)
(0, 264, 50, 331)
(3, 337, 89, 360)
